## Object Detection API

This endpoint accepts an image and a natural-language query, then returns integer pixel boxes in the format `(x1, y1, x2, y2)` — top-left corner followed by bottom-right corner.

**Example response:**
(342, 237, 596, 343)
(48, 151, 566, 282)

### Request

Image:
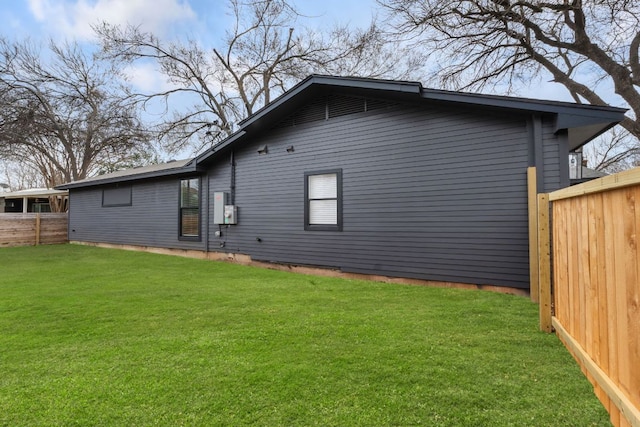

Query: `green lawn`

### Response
(0, 244, 610, 426)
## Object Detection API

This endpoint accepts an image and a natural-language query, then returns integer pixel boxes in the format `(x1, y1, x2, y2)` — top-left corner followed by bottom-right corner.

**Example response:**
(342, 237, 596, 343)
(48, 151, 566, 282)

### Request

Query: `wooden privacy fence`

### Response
(0, 213, 68, 247)
(532, 166, 640, 427)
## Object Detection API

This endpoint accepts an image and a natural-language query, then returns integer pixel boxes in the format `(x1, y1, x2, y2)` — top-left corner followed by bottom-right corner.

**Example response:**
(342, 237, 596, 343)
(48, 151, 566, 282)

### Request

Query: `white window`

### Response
(305, 169, 342, 231)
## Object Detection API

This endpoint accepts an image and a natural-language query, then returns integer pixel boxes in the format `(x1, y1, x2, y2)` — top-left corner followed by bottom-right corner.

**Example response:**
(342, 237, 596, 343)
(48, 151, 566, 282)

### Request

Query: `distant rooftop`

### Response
(582, 166, 607, 179)
(0, 188, 68, 198)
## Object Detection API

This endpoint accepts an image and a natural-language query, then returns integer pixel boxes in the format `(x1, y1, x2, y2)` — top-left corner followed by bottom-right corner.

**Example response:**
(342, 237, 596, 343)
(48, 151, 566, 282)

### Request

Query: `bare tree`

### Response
(0, 38, 151, 187)
(380, 0, 640, 169)
(0, 160, 41, 190)
(583, 128, 640, 173)
(95, 0, 423, 155)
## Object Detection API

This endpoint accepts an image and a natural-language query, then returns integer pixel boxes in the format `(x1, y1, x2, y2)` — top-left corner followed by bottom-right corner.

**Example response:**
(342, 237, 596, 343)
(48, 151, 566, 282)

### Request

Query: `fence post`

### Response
(35, 213, 41, 246)
(537, 193, 552, 332)
(527, 167, 539, 303)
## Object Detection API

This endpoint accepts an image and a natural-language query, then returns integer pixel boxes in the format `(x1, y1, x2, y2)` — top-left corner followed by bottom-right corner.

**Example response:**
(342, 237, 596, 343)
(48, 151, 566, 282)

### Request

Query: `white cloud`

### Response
(27, 0, 196, 40)
(123, 62, 176, 94)
(27, 0, 48, 21)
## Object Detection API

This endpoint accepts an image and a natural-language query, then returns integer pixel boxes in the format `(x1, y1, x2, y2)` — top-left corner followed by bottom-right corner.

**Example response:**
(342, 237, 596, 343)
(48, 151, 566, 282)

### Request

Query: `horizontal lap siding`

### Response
(542, 121, 568, 192)
(69, 179, 205, 250)
(209, 101, 532, 288)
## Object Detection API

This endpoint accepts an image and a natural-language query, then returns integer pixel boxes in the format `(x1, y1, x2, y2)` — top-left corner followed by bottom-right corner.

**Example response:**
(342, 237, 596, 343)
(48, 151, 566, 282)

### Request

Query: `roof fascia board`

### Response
(56, 163, 199, 190)
(237, 76, 316, 127)
(310, 75, 422, 94)
(238, 75, 422, 129)
(195, 131, 247, 166)
(421, 88, 626, 117)
(1, 189, 68, 198)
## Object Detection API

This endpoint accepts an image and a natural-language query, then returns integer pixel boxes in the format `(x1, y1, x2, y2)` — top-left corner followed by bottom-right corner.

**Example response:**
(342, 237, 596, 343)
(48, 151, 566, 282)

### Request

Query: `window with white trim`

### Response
(304, 169, 342, 231)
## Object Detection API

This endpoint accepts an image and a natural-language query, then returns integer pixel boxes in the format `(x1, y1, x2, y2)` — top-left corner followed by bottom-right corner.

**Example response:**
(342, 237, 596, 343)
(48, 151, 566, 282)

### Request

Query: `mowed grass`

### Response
(0, 245, 610, 426)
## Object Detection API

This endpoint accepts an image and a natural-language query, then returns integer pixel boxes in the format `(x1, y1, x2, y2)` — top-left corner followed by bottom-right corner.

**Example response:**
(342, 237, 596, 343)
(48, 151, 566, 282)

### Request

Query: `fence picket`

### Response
(0, 213, 67, 247)
(545, 167, 640, 427)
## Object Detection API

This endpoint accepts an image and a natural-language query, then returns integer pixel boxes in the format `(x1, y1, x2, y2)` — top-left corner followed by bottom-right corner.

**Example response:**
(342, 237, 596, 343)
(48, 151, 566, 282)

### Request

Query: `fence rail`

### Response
(534, 167, 640, 427)
(0, 213, 68, 247)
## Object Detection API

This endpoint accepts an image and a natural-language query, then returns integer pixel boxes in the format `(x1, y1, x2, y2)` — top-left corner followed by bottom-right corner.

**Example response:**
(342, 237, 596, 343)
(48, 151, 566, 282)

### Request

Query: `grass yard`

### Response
(0, 244, 610, 426)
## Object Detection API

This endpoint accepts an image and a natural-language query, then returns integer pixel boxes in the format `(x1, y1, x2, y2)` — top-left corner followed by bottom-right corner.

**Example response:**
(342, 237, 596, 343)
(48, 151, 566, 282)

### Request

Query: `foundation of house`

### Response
(71, 241, 530, 297)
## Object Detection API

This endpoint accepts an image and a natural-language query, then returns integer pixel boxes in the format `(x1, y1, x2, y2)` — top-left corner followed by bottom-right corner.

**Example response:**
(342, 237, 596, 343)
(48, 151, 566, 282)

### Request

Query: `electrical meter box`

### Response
(213, 192, 227, 224)
(224, 205, 237, 225)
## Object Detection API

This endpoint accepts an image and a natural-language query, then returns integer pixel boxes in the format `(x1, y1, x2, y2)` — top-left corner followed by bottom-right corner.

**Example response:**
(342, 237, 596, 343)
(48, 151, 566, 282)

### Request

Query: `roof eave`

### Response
(554, 110, 627, 150)
(194, 76, 628, 167)
(0, 189, 68, 198)
(56, 163, 200, 190)
(421, 88, 626, 115)
(422, 88, 627, 149)
(194, 131, 247, 167)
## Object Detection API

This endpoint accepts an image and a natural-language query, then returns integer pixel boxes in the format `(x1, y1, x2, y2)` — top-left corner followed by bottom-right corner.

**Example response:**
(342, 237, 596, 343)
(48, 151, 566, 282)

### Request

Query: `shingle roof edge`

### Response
(56, 159, 197, 190)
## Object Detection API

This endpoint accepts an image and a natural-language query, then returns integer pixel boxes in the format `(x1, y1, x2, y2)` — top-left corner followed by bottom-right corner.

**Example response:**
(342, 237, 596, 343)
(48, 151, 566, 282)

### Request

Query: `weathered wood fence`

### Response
(532, 166, 640, 427)
(0, 213, 68, 247)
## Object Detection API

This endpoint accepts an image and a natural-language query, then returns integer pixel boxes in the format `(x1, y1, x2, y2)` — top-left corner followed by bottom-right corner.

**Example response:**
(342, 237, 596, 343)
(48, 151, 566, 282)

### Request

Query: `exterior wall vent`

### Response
(294, 98, 327, 125)
(328, 95, 365, 118)
(271, 95, 397, 130)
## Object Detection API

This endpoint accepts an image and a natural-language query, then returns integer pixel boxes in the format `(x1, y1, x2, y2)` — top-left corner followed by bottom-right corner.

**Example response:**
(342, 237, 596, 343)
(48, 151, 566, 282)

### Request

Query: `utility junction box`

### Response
(224, 205, 237, 225)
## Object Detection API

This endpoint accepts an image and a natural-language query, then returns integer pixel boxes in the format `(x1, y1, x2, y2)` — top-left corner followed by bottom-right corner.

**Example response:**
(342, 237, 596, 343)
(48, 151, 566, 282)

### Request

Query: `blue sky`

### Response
(0, 0, 617, 105)
(0, 0, 376, 43)
(0, 0, 380, 96)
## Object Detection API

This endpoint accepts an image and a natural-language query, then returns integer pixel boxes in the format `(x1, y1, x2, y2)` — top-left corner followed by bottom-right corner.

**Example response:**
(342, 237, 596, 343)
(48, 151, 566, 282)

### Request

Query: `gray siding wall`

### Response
(208, 101, 538, 288)
(542, 121, 569, 192)
(69, 178, 205, 251)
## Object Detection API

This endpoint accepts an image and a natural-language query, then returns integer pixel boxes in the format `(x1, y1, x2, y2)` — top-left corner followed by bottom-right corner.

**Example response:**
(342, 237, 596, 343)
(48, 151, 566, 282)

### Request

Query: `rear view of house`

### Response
(58, 75, 625, 292)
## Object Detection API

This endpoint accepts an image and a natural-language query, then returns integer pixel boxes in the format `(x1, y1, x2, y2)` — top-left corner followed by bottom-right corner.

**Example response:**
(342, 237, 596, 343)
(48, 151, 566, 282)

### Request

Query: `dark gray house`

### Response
(57, 75, 625, 291)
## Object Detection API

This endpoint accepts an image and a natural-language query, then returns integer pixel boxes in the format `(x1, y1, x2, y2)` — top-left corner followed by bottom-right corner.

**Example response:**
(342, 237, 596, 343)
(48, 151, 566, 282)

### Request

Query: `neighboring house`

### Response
(57, 75, 626, 291)
(0, 188, 69, 213)
(568, 151, 609, 185)
(581, 166, 608, 180)
(570, 165, 608, 186)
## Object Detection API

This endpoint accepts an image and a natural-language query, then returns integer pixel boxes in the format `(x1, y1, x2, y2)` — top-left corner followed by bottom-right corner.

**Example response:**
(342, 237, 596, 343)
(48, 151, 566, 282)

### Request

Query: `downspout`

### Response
(204, 175, 210, 252)
(230, 151, 236, 205)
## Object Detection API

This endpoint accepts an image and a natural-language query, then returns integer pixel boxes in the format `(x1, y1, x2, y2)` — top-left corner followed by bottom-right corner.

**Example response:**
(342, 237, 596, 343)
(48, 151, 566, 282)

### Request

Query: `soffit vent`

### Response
(271, 95, 396, 129)
(328, 94, 365, 118)
(271, 97, 326, 129)
(295, 97, 327, 125)
(366, 97, 395, 112)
